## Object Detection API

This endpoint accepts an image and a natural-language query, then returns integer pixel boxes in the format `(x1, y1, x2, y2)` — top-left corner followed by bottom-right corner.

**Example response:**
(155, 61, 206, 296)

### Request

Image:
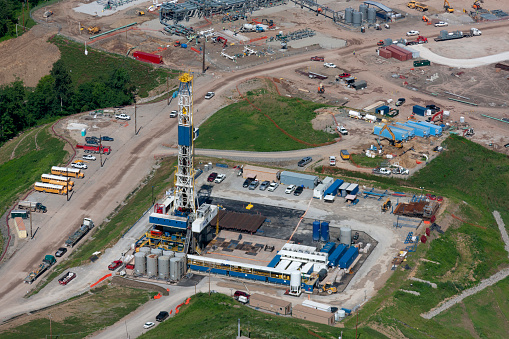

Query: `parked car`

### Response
(248, 179, 260, 190)
(285, 185, 296, 194)
(58, 272, 76, 286)
(214, 174, 226, 183)
(234, 291, 251, 299)
(243, 178, 254, 188)
(204, 92, 215, 99)
(406, 30, 420, 36)
(373, 167, 391, 175)
(207, 172, 218, 182)
(395, 98, 406, 106)
(115, 113, 131, 120)
(329, 156, 336, 166)
(298, 156, 312, 167)
(267, 182, 279, 192)
(310, 56, 324, 61)
(156, 311, 169, 322)
(71, 162, 87, 169)
(85, 137, 100, 144)
(259, 181, 270, 191)
(170, 110, 178, 118)
(83, 154, 96, 161)
(324, 62, 337, 68)
(435, 21, 448, 27)
(437, 196, 444, 202)
(55, 247, 67, 257)
(108, 260, 123, 271)
(294, 186, 304, 196)
(144, 322, 155, 329)
(338, 73, 351, 78)
(101, 136, 114, 141)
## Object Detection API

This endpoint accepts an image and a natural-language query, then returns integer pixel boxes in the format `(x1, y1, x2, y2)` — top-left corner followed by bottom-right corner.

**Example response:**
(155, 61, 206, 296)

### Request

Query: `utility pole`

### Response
(66, 167, 69, 201)
(355, 311, 359, 339)
(49, 313, 52, 339)
(202, 39, 206, 73)
(134, 101, 137, 135)
(100, 135, 103, 167)
(30, 211, 32, 238)
(167, 77, 170, 105)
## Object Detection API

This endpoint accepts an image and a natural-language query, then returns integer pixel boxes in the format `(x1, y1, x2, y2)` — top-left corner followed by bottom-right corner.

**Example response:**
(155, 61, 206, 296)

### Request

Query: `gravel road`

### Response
(413, 45, 509, 69)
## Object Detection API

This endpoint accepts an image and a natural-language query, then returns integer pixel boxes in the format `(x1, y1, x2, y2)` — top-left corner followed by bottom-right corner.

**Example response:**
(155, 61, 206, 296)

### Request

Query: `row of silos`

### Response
(134, 248, 186, 280)
(312, 221, 330, 242)
(345, 6, 377, 26)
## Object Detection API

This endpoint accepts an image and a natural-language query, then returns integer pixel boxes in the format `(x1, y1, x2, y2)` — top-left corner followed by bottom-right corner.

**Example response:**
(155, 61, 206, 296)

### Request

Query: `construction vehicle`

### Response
(320, 282, 338, 295)
(318, 83, 325, 94)
(24, 255, 56, 284)
(18, 201, 47, 213)
(427, 110, 444, 123)
(422, 15, 431, 23)
(380, 125, 403, 148)
(381, 198, 392, 212)
(65, 218, 94, 247)
(463, 128, 475, 137)
(43, 10, 53, 18)
(75, 143, 111, 154)
(377, 40, 384, 46)
(406, 36, 428, 45)
(472, 0, 483, 10)
(87, 26, 100, 35)
(136, 10, 145, 16)
(407, 1, 429, 11)
(443, 0, 454, 13)
(212, 36, 228, 48)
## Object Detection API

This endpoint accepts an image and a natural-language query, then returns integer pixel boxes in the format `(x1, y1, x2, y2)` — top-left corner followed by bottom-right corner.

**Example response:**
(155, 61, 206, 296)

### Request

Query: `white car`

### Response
(324, 62, 337, 68)
(329, 156, 336, 166)
(285, 185, 296, 194)
(143, 322, 155, 329)
(267, 182, 279, 192)
(204, 92, 215, 99)
(214, 174, 226, 183)
(71, 162, 88, 170)
(82, 155, 96, 161)
(434, 21, 448, 27)
(406, 30, 420, 36)
(170, 110, 178, 118)
(115, 113, 131, 120)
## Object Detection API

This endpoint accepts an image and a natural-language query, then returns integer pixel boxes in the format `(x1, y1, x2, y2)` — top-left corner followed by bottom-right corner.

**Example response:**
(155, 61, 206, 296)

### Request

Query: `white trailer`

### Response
(302, 299, 333, 313)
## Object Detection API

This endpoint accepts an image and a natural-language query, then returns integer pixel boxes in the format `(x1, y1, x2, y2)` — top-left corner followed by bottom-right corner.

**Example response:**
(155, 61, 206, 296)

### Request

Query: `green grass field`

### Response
(0, 286, 154, 339)
(350, 153, 386, 168)
(140, 293, 386, 339)
(194, 91, 335, 152)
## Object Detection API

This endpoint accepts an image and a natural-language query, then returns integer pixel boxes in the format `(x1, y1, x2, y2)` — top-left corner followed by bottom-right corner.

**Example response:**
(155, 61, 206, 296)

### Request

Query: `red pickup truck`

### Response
(108, 260, 123, 271)
(310, 56, 324, 61)
(58, 272, 76, 285)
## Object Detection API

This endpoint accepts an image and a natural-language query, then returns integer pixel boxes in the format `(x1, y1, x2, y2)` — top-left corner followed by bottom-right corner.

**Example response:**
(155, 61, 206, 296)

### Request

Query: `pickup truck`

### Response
(115, 113, 131, 120)
(338, 126, 348, 135)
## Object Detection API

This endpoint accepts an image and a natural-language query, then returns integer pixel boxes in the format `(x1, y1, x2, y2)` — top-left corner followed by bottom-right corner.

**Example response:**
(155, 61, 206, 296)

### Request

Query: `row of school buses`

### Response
(33, 166, 85, 195)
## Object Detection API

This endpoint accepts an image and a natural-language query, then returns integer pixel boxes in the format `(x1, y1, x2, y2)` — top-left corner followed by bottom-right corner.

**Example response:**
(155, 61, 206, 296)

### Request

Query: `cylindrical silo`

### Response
(139, 247, 151, 254)
(340, 227, 352, 245)
(170, 257, 179, 280)
(353, 11, 362, 27)
(147, 254, 158, 277)
(290, 271, 301, 294)
(368, 7, 376, 24)
(151, 248, 163, 256)
(359, 4, 368, 21)
(313, 221, 320, 241)
(158, 256, 171, 279)
(134, 252, 147, 275)
(345, 8, 353, 24)
(174, 252, 186, 258)
(320, 221, 330, 242)
(163, 250, 175, 257)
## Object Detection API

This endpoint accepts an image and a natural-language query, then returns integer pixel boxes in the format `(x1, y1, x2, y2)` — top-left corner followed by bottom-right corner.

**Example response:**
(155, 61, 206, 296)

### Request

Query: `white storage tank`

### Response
(352, 11, 362, 27)
(338, 309, 346, 319)
(158, 256, 171, 279)
(139, 247, 151, 254)
(170, 257, 181, 280)
(340, 227, 352, 245)
(345, 8, 353, 24)
(151, 248, 163, 256)
(163, 250, 175, 257)
(349, 110, 361, 119)
(290, 271, 301, 289)
(174, 252, 186, 258)
(147, 254, 158, 277)
(134, 252, 147, 275)
(367, 7, 376, 24)
(460, 116, 465, 123)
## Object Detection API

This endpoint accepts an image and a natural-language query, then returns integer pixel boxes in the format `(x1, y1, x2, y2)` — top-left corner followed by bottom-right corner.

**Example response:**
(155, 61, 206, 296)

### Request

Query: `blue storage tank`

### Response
(327, 244, 347, 266)
(324, 179, 343, 197)
(320, 222, 330, 242)
(375, 105, 389, 115)
(415, 121, 442, 136)
(389, 124, 415, 138)
(338, 246, 359, 268)
(401, 122, 429, 137)
(373, 124, 409, 141)
(320, 242, 337, 255)
(313, 221, 320, 241)
(413, 105, 427, 116)
(267, 255, 281, 268)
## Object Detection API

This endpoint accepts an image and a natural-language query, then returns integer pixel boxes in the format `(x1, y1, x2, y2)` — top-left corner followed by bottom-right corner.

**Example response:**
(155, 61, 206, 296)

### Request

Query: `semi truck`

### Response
(24, 255, 56, 284)
(434, 28, 481, 42)
(17, 201, 47, 213)
(65, 218, 94, 247)
(51, 166, 84, 179)
(75, 144, 111, 154)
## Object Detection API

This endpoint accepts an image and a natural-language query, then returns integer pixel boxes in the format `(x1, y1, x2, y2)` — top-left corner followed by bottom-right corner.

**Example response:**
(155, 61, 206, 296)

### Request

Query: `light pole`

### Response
(420, 187, 424, 200)
(152, 186, 154, 205)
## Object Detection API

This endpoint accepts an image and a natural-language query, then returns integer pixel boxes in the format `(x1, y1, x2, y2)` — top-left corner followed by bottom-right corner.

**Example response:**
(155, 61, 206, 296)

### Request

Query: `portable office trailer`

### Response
(324, 179, 344, 197)
(338, 246, 359, 269)
(346, 183, 359, 195)
(293, 305, 335, 325)
(373, 124, 409, 141)
(279, 171, 318, 189)
(338, 182, 351, 197)
(375, 105, 390, 115)
(313, 184, 327, 199)
(250, 294, 292, 315)
(242, 165, 279, 182)
(301, 300, 333, 313)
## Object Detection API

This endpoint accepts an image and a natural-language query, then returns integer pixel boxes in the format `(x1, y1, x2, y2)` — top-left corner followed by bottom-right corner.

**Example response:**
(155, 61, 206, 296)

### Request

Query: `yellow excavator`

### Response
(381, 198, 392, 212)
(444, 0, 454, 13)
(380, 125, 403, 148)
(472, 0, 483, 10)
(407, 1, 429, 12)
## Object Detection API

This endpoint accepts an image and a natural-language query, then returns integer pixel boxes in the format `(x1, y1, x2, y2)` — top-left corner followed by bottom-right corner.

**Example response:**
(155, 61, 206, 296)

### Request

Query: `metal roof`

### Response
(280, 171, 319, 181)
(363, 1, 393, 13)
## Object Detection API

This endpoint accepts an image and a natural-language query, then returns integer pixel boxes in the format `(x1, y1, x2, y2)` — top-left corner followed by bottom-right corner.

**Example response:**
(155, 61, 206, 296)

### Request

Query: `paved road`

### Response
(413, 45, 509, 68)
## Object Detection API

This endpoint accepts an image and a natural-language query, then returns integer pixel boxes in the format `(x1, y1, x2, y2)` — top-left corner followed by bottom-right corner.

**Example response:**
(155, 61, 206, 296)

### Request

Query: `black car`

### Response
(55, 247, 67, 257)
(426, 104, 440, 112)
(298, 157, 312, 167)
(294, 186, 304, 196)
(243, 178, 253, 188)
(85, 137, 100, 145)
(156, 311, 169, 322)
(101, 136, 114, 141)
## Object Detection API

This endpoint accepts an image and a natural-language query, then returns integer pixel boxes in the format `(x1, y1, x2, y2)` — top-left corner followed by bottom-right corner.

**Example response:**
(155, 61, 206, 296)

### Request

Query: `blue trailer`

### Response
(415, 121, 442, 136)
(324, 179, 343, 197)
(373, 124, 409, 141)
(400, 122, 429, 137)
(320, 242, 337, 256)
(346, 183, 359, 195)
(375, 105, 389, 115)
(339, 182, 350, 197)
(267, 255, 281, 268)
(338, 246, 359, 269)
(412, 105, 427, 116)
(327, 244, 348, 267)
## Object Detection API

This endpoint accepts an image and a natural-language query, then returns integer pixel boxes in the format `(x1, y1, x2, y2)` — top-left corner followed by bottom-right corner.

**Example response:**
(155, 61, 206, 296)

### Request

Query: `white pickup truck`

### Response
(115, 113, 131, 120)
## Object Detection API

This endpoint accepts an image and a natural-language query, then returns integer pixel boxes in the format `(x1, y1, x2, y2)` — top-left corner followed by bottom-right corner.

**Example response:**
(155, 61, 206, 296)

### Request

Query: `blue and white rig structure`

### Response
(135, 73, 218, 254)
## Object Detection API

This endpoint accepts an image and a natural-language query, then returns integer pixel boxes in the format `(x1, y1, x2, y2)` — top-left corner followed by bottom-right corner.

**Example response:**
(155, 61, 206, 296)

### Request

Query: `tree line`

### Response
(0, 0, 44, 39)
(0, 60, 135, 143)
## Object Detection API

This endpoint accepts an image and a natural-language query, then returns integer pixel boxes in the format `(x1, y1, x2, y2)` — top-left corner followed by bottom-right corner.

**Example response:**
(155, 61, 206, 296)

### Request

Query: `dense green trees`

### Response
(0, 61, 135, 144)
(0, 0, 44, 40)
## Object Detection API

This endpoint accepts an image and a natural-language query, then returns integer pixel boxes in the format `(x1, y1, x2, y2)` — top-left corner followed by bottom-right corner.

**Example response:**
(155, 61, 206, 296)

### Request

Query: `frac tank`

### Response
(151, 248, 163, 256)
(147, 254, 158, 277)
(353, 11, 362, 27)
(320, 221, 330, 242)
(345, 8, 353, 24)
(134, 252, 146, 275)
(158, 256, 171, 279)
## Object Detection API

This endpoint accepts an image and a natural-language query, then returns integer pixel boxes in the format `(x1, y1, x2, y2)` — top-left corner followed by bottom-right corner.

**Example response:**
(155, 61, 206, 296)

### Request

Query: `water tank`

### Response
(174, 252, 186, 258)
(367, 7, 376, 24)
(158, 256, 171, 279)
(318, 268, 328, 282)
(151, 248, 163, 256)
(313, 221, 320, 241)
(163, 250, 175, 257)
(340, 227, 352, 245)
(359, 4, 368, 21)
(338, 309, 346, 319)
(147, 254, 158, 277)
(443, 111, 450, 117)
(320, 221, 330, 242)
(170, 257, 180, 280)
(460, 116, 465, 123)
(352, 11, 362, 27)
(139, 247, 151, 254)
(290, 271, 301, 289)
(134, 252, 146, 275)
(345, 8, 353, 24)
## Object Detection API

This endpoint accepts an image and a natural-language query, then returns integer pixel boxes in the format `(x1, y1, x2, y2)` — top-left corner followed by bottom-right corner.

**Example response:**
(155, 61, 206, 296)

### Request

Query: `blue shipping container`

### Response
(373, 125, 408, 141)
(324, 179, 344, 197)
(413, 105, 426, 116)
(313, 221, 320, 241)
(415, 121, 442, 135)
(375, 105, 389, 115)
(389, 124, 415, 138)
(327, 244, 347, 266)
(346, 183, 359, 195)
(395, 122, 425, 138)
(338, 246, 359, 269)
(320, 221, 330, 242)
(406, 121, 431, 134)
(401, 122, 429, 137)
(267, 255, 281, 268)
(320, 242, 337, 256)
